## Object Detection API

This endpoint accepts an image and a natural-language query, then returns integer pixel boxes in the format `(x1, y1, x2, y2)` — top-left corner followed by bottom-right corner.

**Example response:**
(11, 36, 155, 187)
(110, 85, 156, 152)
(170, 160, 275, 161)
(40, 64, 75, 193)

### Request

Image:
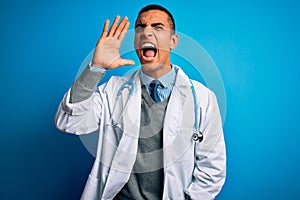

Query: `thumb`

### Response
(120, 59, 135, 66)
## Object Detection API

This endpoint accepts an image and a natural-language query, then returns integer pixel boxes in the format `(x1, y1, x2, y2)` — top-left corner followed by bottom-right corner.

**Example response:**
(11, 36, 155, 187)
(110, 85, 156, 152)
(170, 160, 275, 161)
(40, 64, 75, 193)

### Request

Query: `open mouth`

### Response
(142, 43, 157, 58)
(142, 47, 157, 57)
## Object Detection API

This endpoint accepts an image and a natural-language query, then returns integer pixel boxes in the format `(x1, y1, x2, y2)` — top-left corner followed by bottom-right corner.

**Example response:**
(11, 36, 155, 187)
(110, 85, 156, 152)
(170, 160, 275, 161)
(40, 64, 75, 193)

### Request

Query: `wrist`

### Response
(88, 62, 107, 73)
(91, 60, 107, 69)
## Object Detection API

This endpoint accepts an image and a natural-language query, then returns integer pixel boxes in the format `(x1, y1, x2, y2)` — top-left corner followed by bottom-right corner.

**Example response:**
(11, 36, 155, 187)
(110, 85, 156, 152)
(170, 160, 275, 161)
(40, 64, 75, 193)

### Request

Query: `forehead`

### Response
(136, 10, 171, 27)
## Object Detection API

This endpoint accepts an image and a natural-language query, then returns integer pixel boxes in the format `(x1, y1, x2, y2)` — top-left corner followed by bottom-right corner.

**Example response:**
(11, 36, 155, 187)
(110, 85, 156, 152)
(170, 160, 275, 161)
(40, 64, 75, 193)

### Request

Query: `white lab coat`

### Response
(55, 66, 226, 200)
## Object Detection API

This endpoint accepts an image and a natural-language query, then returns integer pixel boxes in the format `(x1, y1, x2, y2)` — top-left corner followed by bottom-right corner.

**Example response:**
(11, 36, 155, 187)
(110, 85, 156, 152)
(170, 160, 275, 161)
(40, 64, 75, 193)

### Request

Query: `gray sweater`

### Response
(115, 85, 168, 200)
(70, 67, 168, 199)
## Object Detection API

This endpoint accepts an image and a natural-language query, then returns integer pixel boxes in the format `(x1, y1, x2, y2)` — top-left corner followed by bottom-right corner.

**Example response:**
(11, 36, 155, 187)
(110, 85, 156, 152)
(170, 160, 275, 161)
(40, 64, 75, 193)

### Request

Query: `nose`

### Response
(143, 26, 154, 37)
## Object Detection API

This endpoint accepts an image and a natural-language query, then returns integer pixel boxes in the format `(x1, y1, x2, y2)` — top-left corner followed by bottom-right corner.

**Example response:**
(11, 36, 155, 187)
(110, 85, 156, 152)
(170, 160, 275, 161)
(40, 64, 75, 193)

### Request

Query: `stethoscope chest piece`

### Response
(192, 131, 203, 143)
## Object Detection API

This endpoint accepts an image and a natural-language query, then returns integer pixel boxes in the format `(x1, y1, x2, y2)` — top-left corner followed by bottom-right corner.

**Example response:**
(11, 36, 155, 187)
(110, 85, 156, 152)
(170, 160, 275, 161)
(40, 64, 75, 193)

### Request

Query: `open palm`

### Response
(92, 16, 135, 69)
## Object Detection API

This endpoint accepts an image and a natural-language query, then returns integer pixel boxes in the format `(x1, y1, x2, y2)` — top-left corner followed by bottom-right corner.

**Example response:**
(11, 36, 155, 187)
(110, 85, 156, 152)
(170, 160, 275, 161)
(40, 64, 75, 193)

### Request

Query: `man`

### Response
(55, 4, 226, 200)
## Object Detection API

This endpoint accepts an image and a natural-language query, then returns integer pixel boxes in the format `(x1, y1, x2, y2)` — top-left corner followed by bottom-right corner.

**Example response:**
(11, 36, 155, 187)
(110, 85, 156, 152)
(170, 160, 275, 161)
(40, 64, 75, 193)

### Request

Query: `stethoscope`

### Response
(108, 71, 203, 143)
(190, 80, 204, 143)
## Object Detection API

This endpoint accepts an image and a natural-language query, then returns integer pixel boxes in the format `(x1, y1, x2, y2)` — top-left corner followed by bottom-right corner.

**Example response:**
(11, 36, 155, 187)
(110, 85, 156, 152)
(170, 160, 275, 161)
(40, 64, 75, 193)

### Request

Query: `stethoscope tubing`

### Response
(110, 72, 203, 142)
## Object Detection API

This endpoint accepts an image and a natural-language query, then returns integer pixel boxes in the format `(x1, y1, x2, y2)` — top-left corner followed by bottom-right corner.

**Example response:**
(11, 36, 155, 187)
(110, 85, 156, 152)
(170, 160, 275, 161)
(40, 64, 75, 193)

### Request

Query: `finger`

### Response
(108, 15, 121, 37)
(118, 21, 130, 41)
(97, 19, 110, 45)
(114, 16, 128, 38)
(120, 59, 135, 66)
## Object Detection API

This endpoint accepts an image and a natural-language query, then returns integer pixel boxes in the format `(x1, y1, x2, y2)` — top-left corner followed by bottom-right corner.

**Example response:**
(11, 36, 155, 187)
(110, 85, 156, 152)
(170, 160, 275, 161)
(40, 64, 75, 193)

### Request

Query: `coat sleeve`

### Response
(185, 90, 226, 200)
(54, 86, 105, 135)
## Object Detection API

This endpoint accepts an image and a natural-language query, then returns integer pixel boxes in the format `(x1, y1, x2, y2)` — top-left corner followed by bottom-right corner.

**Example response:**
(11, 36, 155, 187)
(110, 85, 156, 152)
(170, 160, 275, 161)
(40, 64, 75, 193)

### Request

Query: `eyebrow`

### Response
(135, 22, 165, 28)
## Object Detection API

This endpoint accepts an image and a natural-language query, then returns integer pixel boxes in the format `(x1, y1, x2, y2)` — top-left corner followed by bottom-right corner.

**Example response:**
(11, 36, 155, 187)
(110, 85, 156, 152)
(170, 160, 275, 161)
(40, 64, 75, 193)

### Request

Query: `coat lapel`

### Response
(121, 70, 142, 137)
(102, 71, 142, 199)
(163, 67, 196, 166)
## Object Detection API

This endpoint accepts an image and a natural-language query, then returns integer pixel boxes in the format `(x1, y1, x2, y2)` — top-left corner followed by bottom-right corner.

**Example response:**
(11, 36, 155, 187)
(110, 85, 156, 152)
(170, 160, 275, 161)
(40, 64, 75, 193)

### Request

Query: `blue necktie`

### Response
(149, 80, 161, 102)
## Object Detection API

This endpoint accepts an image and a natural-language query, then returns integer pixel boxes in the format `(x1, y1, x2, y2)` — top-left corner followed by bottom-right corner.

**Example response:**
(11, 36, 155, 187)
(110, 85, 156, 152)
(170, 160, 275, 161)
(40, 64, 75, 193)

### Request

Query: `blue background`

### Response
(1, 0, 299, 199)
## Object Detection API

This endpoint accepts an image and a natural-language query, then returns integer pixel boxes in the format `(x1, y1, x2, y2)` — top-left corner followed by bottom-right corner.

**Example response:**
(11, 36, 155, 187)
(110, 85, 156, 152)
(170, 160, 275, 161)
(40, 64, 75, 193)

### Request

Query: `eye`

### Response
(135, 26, 144, 32)
(154, 26, 164, 31)
(135, 24, 145, 33)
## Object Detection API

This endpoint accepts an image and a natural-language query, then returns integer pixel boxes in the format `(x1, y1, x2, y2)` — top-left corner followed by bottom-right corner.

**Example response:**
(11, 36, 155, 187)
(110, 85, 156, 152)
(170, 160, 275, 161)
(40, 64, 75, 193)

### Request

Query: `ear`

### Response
(170, 34, 179, 50)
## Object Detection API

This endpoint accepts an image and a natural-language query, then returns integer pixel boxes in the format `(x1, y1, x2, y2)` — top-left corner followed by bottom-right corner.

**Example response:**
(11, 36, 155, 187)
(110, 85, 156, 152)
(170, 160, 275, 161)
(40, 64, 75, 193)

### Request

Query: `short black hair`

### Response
(135, 4, 176, 33)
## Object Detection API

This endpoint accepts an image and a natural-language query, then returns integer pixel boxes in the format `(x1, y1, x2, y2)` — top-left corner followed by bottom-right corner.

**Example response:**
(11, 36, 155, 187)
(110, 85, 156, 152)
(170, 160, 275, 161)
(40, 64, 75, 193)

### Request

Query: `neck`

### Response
(141, 63, 172, 78)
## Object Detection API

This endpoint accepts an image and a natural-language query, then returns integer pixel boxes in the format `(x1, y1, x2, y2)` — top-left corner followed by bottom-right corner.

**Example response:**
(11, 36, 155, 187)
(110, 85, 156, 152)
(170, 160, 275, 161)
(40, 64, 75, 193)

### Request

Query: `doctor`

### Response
(55, 4, 226, 200)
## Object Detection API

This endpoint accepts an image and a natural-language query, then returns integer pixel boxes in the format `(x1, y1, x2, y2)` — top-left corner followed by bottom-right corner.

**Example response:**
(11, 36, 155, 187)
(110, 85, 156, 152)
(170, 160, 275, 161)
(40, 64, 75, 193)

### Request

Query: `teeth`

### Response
(142, 43, 155, 48)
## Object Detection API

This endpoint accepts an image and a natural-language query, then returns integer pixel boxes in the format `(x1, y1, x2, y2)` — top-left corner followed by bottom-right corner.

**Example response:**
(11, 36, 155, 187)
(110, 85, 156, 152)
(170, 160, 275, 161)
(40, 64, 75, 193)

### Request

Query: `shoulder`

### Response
(191, 79, 220, 114)
(191, 79, 211, 94)
(173, 64, 213, 96)
(174, 64, 216, 107)
(98, 70, 140, 93)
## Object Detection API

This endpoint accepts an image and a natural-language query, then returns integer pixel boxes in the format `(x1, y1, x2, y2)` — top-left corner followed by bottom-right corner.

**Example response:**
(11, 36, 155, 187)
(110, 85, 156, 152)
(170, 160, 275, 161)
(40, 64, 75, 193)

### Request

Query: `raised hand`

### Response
(91, 16, 135, 69)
